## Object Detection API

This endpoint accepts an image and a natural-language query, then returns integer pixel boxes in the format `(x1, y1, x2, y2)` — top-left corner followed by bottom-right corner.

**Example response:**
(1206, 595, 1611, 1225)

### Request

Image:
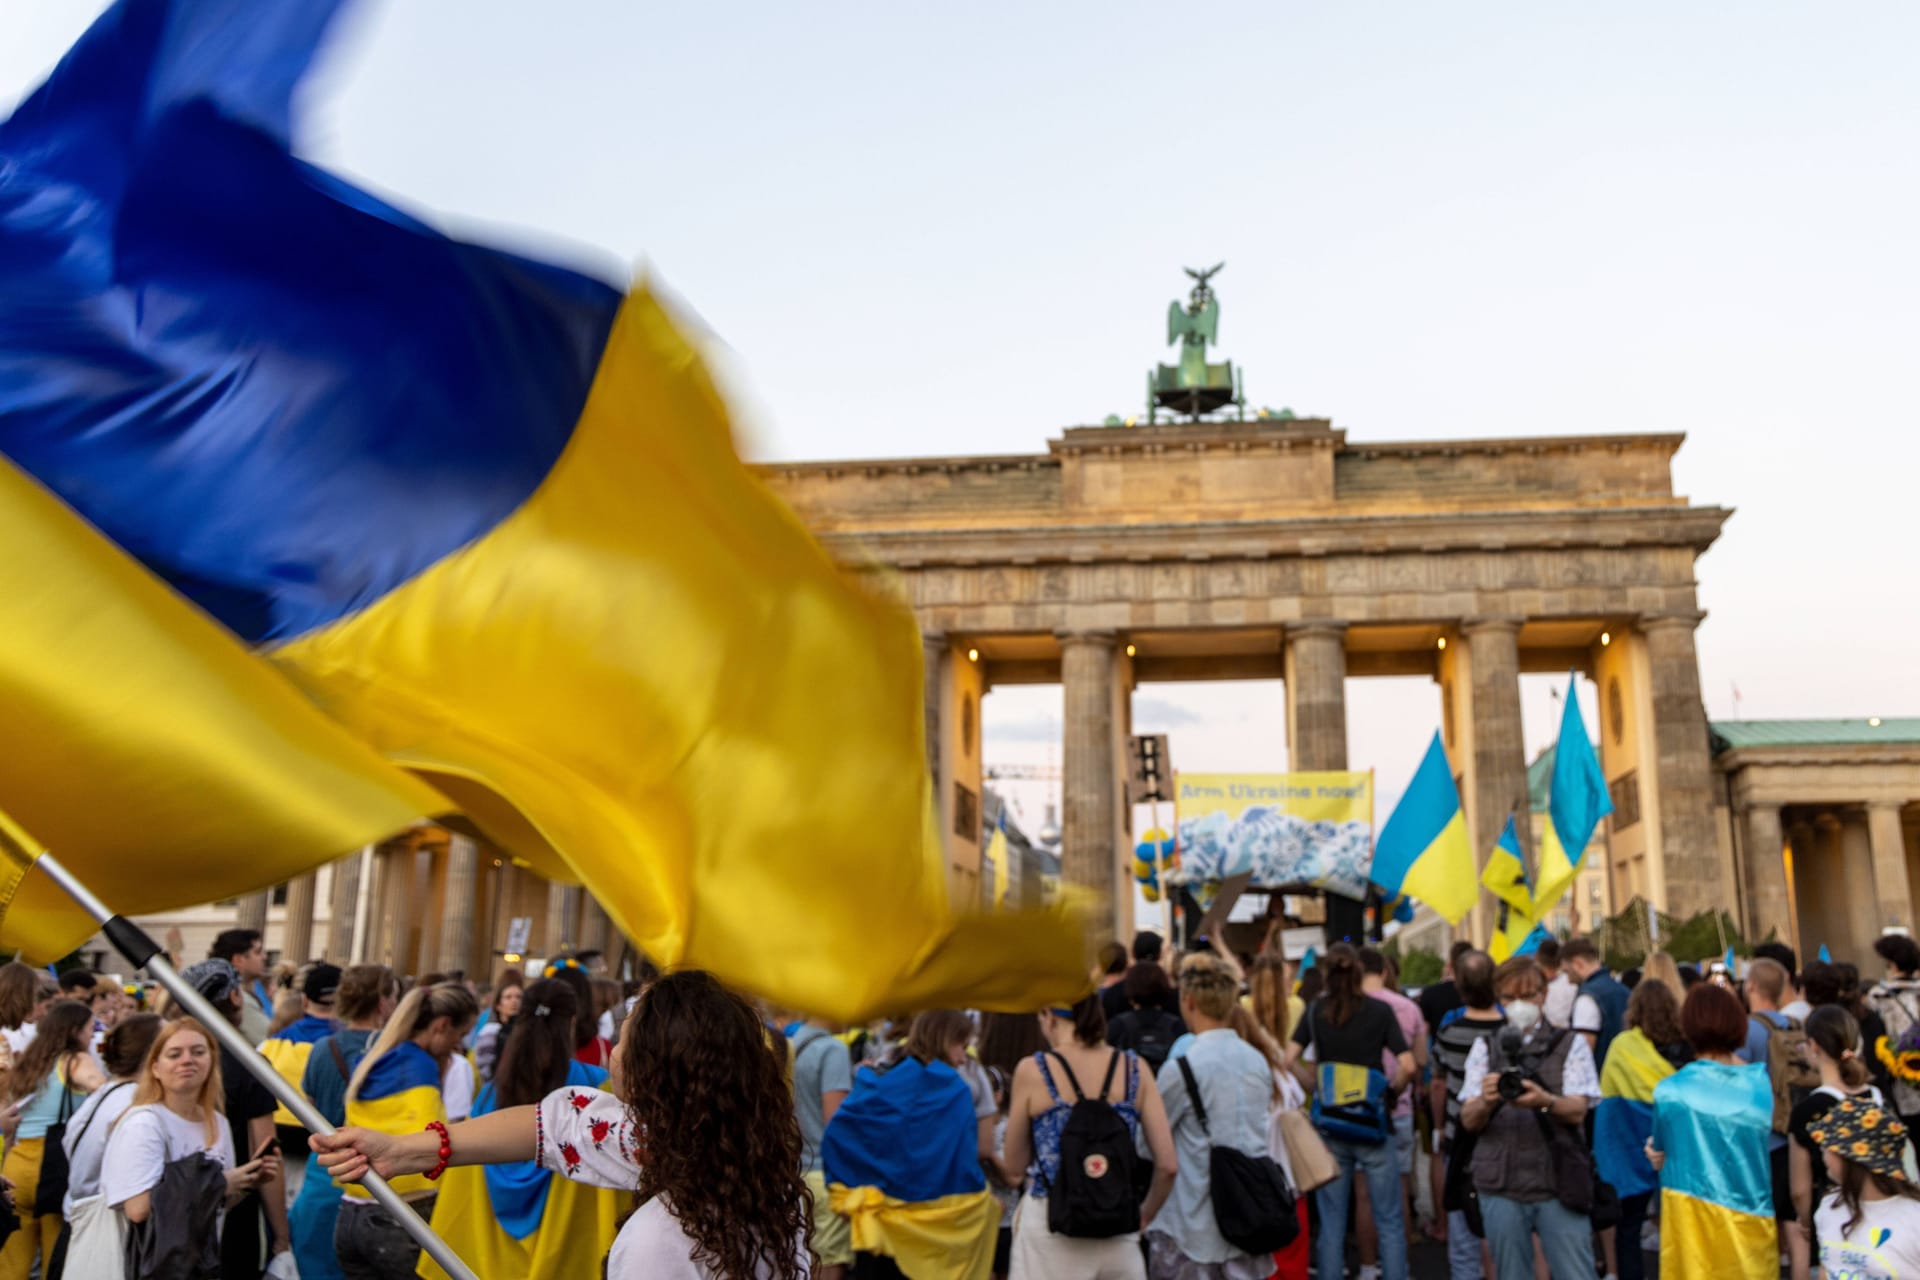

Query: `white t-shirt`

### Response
(102, 1102, 236, 1212)
(442, 1055, 476, 1123)
(1814, 1190, 1920, 1279)
(1571, 994, 1603, 1036)
(1544, 973, 1577, 1029)
(537, 1085, 807, 1277)
(2, 1023, 36, 1056)
(61, 1080, 138, 1213)
(1783, 999, 1813, 1022)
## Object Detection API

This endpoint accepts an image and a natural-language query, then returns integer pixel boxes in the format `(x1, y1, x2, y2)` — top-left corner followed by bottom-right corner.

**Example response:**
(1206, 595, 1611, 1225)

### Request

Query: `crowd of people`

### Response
(0, 923, 1918, 1278)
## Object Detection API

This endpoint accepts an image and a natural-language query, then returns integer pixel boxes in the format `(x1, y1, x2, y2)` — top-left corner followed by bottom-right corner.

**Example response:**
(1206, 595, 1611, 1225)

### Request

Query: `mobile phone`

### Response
(252, 1134, 279, 1162)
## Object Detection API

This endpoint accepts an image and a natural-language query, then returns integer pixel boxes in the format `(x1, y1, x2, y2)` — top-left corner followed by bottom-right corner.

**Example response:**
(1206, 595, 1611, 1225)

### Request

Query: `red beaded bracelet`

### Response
(423, 1121, 452, 1181)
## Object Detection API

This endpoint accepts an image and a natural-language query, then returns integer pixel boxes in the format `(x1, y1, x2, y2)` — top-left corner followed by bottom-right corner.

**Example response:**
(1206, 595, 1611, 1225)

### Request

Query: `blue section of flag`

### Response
(1514, 925, 1550, 956)
(1372, 733, 1458, 887)
(0, 0, 621, 643)
(822, 1058, 985, 1204)
(1819, 944, 1832, 963)
(1299, 946, 1318, 974)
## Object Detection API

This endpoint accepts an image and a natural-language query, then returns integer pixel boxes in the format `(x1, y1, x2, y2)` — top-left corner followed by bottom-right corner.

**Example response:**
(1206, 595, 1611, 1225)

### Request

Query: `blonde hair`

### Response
(1643, 951, 1684, 996)
(346, 982, 477, 1103)
(127, 1017, 225, 1146)
(1248, 953, 1293, 1050)
(1179, 953, 1240, 1021)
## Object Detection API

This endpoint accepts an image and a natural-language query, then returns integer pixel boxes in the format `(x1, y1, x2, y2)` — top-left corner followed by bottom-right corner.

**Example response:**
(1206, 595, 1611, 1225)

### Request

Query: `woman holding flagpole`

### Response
(315, 969, 811, 1278)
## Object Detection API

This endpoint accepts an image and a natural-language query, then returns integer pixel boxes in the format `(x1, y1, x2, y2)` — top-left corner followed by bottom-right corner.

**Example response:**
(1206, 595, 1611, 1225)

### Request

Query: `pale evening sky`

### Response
(6, 3, 1915, 843)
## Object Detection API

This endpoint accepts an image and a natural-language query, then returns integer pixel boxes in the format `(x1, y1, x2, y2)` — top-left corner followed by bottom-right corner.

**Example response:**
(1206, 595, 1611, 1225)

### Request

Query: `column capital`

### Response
(919, 627, 947, 646)
(1460, 615, 1525, 637)
(1869, 799, 1910, 816)
(1054, 629, 1118, 650)
(1286, 620, 1349, 642)
(1639, 610, 1707, 633)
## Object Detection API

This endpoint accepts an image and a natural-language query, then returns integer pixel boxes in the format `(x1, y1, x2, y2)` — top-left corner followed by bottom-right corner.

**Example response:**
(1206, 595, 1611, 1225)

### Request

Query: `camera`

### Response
(1496, 1027, 1546, 1102)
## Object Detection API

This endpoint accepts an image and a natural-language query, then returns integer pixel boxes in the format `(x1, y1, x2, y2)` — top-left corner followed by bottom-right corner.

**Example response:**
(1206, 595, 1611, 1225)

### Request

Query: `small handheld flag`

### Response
(1819, 944, 1832, 963)
(1487, 818, 1540, 963)
(1531, 673, 1613, 916)
(1371, 732, 1477, 924)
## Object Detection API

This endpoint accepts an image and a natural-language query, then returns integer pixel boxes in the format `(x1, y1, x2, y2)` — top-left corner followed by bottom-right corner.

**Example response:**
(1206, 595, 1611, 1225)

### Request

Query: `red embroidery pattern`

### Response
(560, 1141, 582, 1172)
(569, 1091, 591, 1111)
(589, 1118, 612, 1146)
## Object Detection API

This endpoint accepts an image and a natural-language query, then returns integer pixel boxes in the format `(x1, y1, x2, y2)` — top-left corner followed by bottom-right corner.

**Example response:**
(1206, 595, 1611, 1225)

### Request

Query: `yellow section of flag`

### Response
(0, 459, 440, 959)
(272, 286, 1086, 1021)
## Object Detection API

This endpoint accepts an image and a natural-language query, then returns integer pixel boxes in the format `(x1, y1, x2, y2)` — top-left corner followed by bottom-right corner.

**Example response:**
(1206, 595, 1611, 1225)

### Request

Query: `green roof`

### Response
(1711, 719, 1920, 750)
(1525, 743, 1597, 813)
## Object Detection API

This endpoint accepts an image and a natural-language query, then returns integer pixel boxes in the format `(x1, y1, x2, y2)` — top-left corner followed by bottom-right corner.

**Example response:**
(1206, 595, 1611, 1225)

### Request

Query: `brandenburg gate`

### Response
(765, 413, 1731, 939)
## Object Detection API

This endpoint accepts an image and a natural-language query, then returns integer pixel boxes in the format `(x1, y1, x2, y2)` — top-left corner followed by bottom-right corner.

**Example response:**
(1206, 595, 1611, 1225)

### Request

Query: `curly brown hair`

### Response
(620, 971, 809, 1279)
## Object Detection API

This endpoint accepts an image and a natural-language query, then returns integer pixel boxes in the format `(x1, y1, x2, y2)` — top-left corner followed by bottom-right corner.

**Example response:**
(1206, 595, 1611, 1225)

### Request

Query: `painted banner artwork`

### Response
(1173, 773, 1375, 898)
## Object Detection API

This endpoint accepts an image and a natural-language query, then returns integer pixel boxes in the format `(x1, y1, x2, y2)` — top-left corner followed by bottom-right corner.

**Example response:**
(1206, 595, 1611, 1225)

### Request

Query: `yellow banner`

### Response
(1174, 772, 1374, 897)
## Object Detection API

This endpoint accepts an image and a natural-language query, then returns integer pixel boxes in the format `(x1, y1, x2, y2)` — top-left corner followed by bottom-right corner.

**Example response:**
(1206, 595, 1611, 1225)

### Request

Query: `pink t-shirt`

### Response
(1369, 989, 1426, 1118)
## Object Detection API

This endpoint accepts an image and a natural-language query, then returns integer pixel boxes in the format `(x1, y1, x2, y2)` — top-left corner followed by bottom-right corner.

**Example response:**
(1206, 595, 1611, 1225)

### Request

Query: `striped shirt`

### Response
(1434, 1010, 1506, 1142)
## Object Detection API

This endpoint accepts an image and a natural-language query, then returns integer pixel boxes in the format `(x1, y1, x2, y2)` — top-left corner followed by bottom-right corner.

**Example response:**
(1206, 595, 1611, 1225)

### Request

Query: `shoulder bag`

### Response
(1176, 1056, 1299, 1254)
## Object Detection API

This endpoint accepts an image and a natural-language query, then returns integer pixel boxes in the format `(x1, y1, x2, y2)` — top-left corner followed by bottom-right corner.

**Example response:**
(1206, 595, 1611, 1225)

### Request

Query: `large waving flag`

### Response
(0, 0, 1082, 1018)
(0, 464, 437, 958)
(1483, 817, 1539, 963)
(1370, 732, 1477, 924)
(1530, 676, 1614, 916)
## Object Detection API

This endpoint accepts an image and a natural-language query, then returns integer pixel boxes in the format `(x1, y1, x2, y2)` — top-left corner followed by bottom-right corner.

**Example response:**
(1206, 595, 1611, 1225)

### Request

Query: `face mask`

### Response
(1506, 1000, 1542, 1034)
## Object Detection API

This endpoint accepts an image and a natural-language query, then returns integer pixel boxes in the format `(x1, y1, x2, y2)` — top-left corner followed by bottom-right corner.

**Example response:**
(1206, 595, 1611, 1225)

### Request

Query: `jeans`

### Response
(1480, 1194, 1593, 1280)
(1447, 1208, 1484, 1280)
(334, 1196, 435, 1280)
(1615, 1191, 1653, 1280)
(1316, 1135, 1407, 1280)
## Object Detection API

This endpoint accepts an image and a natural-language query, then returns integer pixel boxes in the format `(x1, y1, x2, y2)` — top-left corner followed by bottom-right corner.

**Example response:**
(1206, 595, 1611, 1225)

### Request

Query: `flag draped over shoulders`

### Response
(824, 1059, 997, 1280)
(1594, 1028, 1675, 1198)
(1653, 1059, 1776, 1279)
(421, 1061, 619, 1280)
(0, 0, 1084, 1019)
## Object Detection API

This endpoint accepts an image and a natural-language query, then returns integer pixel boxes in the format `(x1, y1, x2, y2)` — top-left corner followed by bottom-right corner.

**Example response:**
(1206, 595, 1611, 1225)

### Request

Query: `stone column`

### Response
(578, 897, 612, 956)
(1642, 613, 1721, 919)
(1870, 802, 1915, 933)
(1464, 618, 1531, 868)
(234, 891, 270, 934)
(378, 843, 415, 974)
(328, 851, 363, 962)
(436, 835, 479, 976)
(545, 880, 577, 957)
(1739, 804, 1792, 945)
(922, 629, 946, 785)
(282, 873, 317, 964)
(1840, 815, 1883, 961)
(1059, 630, 1119, 937)
(1285, 622, 1349, 771)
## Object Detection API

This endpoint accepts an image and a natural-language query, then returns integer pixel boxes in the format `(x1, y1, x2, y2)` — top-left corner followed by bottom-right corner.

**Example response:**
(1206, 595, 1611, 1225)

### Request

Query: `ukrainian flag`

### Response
(1530, 676, 1613, 917)
(260, 1014, 338, 1129)
(1594, 1028, 1676, 1200)
(823, 1058, 998, 1280)
(982, 814, 1011, 909)
(343, 1041, 446, 1201)
(422, 1062, 621, 1280)
(1483, 818, 1539, 963)
(1370, 732, 1476, 925)
(1652, 1060, 1777, 1278)
(0, 1, 1083, 1019)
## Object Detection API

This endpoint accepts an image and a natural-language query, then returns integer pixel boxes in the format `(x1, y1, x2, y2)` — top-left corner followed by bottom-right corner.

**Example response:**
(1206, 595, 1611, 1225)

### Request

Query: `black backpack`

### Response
(1045, 1051, 1142, 1239)
(1176, 1056, 1300, 1255)
(1113, 1009, 1183, 1071)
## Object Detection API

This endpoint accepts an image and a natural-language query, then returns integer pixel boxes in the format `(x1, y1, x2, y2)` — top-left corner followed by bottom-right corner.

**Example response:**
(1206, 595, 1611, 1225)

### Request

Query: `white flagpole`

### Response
(32, 851, 480, 1280)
